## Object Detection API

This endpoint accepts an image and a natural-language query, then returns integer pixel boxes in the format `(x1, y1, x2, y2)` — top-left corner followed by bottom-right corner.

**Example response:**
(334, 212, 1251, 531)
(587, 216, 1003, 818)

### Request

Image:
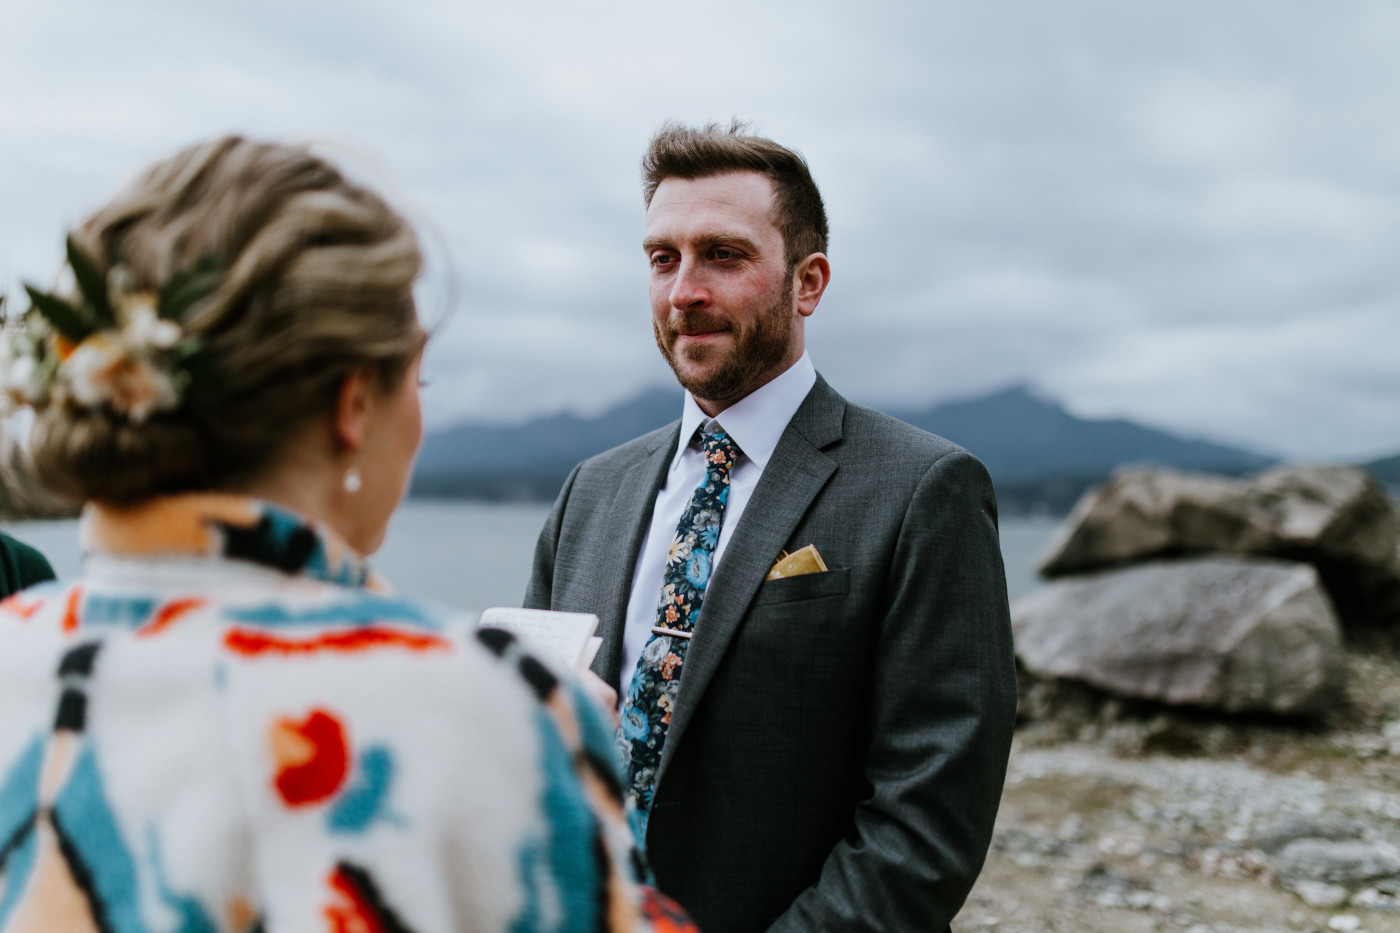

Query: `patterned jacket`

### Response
(0, 494, 692, 933)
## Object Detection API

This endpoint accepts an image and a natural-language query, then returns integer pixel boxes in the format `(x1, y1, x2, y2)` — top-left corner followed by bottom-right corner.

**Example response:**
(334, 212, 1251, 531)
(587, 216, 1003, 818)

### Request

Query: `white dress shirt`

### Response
(619, 353, 818, 699)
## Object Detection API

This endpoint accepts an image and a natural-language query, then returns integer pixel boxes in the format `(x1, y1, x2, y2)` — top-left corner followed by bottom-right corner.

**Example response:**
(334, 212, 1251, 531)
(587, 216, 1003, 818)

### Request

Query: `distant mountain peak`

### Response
(887, 387, 1272, 482)
(965, 382, 1042, 402)
(414, 381, 1278, 507)
(932, 383, 1063, 415)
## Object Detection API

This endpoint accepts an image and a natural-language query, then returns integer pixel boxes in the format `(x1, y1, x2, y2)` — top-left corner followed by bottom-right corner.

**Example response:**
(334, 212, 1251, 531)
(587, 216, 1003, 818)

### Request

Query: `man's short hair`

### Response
(642, 120, 829, 268)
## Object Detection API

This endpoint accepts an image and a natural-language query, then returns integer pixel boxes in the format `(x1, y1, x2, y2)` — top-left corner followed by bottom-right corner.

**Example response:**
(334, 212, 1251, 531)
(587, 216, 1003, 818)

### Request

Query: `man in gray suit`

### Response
(526, 121, 1016, 933)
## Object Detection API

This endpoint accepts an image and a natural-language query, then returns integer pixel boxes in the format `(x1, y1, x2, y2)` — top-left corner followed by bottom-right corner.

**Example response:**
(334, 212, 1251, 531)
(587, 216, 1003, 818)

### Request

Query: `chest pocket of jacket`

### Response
(725, 567, 860, 717)
(749, 567, 850, 607)
(738, 568, 854, 670)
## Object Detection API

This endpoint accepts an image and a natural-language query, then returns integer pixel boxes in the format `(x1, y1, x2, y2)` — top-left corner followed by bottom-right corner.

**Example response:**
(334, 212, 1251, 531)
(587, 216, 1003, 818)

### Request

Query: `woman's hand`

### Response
(578, 669, 619, 725)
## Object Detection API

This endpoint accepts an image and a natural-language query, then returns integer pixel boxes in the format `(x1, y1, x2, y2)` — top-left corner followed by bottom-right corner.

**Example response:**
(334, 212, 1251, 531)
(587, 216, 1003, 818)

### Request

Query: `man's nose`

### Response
(668, 258, 710, 309)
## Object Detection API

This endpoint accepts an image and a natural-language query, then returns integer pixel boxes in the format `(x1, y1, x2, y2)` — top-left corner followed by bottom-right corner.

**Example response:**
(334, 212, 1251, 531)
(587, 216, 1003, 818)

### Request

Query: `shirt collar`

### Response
(82, 493, 377, 590)
(670, 352, 817, 472)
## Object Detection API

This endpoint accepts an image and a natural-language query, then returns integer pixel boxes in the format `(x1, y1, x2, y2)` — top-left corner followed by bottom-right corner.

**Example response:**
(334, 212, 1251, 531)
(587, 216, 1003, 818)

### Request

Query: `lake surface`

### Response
(5, 502, 1062, 610)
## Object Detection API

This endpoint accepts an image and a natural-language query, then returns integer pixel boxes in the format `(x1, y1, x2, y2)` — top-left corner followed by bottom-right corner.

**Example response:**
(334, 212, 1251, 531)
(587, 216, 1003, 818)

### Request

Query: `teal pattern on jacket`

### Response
(0, 494, 693, 933)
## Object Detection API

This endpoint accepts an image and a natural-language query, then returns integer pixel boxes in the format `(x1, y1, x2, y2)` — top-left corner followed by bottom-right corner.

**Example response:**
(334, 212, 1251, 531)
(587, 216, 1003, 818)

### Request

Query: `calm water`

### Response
(5, 502, 1061, 611)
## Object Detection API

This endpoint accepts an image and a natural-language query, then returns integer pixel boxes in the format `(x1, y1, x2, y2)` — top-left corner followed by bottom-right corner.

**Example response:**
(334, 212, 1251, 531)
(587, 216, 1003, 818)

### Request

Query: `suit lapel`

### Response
(592, 425, 678, 687)
(656, 377, 846, 788)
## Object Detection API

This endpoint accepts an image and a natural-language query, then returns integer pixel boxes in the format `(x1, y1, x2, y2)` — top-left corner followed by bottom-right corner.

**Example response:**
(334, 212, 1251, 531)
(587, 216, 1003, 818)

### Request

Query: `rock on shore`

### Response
(1013, 555, 1345, 715)
(993, 464, 1400, 925)
(1036, 466, 1400, 628)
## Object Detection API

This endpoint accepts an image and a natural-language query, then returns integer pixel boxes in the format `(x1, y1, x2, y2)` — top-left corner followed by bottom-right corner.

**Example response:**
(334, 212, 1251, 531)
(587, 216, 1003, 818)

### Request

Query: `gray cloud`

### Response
(3, 0, 1398, 461)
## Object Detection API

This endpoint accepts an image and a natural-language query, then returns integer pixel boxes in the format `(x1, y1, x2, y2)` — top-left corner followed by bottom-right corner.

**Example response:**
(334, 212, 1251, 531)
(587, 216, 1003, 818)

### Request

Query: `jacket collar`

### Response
(81, 494, 376, 590)
(670, 352, 818, 473)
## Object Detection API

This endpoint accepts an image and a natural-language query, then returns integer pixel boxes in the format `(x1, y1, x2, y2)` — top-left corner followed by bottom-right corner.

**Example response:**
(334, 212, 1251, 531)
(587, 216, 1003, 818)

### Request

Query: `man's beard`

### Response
(654, 278, 796, 405)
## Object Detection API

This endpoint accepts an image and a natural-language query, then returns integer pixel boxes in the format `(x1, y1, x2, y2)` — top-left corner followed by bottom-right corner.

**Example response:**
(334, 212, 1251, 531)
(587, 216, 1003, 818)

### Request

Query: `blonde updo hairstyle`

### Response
(31, 136, 423, 503)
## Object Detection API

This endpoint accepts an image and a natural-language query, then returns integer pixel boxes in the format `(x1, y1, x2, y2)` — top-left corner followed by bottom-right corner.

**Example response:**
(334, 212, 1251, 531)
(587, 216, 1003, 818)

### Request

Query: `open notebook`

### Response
(477, 607, 603, 670)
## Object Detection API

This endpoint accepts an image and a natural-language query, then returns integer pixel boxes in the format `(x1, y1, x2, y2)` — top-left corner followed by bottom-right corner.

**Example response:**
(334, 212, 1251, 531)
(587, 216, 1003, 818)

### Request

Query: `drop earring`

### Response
(343, 465, 363, 494)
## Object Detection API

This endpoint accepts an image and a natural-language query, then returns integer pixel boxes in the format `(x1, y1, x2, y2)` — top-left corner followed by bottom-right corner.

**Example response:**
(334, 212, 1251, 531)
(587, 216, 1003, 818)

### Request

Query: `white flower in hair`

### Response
(6, 238, 220, 422)
(6, 354, 39, 399)
(0, 342, 22, 416)
(112, 282, 182, 351)
(0, 312, 55, 413)
(66, 334, 181, 425)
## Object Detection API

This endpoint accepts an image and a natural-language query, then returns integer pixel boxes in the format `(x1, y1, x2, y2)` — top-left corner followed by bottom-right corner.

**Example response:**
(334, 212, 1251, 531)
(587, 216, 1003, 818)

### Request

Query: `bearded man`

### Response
(525, 121, 1016, 933)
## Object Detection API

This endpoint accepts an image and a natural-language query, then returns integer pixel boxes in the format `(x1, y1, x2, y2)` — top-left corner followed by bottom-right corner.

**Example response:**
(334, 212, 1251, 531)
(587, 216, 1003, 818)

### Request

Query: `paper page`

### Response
(477, 607, 600, 669)
(579, 635, 603, 670)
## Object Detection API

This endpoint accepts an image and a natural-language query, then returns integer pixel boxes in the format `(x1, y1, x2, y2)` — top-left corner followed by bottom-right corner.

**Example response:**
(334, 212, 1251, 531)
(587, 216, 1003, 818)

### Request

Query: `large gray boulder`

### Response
(1037, 465, 1400, 627)
(1013, 555, 1345, 715)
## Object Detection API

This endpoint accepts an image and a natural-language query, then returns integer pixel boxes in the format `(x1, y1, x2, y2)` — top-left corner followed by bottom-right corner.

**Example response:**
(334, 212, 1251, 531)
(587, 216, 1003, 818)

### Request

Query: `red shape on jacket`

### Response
(270, 708, 350, 807)
(225, 626, 448, 658)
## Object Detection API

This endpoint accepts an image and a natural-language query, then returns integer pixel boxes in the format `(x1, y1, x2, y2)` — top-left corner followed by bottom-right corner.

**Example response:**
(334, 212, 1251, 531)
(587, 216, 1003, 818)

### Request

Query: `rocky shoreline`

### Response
(962, 644, 1400, 931)
(966, 465, 1400, 931)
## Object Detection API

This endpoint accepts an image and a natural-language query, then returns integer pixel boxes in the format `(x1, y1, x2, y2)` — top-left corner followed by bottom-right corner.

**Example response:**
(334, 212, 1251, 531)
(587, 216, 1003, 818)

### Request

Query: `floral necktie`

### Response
(618, 426, 740, 835)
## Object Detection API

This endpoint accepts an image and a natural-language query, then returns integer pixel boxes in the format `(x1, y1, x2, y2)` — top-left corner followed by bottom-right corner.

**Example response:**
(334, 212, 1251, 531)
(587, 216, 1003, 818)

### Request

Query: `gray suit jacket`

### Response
(525, 376, 1017, 933)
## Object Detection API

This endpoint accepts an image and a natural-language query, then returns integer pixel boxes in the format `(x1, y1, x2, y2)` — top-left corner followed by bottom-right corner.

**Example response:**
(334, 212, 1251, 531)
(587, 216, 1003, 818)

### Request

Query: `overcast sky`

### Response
(4, 0, 1397, 461)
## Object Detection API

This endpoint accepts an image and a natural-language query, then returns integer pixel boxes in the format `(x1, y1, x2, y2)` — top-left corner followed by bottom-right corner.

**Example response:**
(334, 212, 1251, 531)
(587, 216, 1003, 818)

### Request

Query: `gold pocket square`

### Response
(765, 544, 828, 580)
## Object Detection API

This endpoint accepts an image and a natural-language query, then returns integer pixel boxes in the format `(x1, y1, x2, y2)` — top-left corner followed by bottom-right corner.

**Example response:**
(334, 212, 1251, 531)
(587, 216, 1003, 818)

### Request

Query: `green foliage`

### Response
(23, 285, 92, 343)
(65, 236, 114, 328)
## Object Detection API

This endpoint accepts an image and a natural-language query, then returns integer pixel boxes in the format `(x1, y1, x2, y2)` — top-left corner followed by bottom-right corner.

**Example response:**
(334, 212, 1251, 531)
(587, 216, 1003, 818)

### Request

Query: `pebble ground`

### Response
(958, 645, 1400, 932)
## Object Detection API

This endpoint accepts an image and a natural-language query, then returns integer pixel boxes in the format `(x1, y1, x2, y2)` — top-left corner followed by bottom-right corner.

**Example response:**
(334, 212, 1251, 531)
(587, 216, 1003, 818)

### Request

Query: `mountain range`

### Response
(1367, 453, 1400, 487)
(412, 384, 1395, 514)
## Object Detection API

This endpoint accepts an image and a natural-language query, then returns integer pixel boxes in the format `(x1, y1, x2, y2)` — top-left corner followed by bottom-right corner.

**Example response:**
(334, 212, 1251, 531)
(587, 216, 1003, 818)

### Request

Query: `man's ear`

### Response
(333, 368, 375, 452)
(793, 253, 831, 319)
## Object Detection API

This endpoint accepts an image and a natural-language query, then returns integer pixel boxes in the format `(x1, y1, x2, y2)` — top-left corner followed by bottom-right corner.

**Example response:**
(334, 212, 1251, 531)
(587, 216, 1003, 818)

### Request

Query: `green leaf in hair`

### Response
(23, 285, 94, 343)
(65, 236, 115, 328)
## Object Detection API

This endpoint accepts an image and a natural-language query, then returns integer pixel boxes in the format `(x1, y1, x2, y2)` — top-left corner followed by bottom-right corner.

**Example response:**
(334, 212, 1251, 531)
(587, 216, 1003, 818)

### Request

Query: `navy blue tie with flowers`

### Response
(619, 425, 740, 835)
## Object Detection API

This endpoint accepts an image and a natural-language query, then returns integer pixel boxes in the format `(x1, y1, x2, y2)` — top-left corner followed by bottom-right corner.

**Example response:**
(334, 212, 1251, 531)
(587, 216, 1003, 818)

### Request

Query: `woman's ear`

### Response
(333, 368, 375, 452)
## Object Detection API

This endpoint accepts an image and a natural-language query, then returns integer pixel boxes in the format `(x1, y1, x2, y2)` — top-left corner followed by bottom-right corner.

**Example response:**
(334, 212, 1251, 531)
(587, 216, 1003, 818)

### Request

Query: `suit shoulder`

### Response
(839, 401, 984, 471)
(831, 401, 999, 518)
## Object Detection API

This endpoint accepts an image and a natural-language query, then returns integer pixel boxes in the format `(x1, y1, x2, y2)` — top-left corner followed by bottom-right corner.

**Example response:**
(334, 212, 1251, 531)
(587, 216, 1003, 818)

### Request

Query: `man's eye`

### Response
(650, 253, 676, 268)
(712, 248, 737, 260)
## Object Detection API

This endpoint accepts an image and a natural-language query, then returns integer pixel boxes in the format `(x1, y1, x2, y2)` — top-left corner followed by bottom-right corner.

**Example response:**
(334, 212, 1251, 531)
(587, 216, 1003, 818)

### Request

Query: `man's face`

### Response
(644, 171, 802, 414)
